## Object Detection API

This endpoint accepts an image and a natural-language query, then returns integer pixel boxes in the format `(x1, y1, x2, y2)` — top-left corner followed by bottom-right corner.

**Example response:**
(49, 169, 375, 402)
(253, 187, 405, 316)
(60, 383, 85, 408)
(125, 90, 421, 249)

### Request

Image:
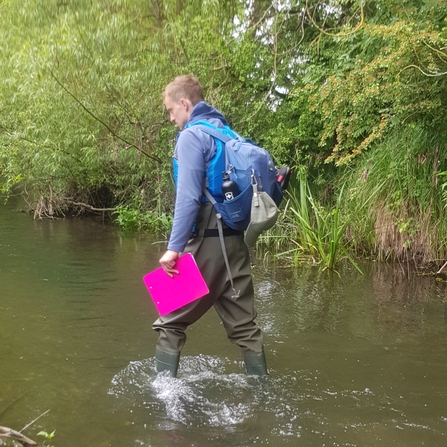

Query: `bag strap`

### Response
(193, 120, 244, 298)
(203, 187, 240, 299)
(188, 120, 242, 142)
(194, 124, 232, 143)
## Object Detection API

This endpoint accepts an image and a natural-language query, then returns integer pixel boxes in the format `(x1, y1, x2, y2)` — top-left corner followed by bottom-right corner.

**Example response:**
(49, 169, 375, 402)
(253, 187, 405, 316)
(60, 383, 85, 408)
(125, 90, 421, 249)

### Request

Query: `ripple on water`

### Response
(109, 355, 255, 427)
(108, 355, 445, 446)
(108, 354, 314, 445)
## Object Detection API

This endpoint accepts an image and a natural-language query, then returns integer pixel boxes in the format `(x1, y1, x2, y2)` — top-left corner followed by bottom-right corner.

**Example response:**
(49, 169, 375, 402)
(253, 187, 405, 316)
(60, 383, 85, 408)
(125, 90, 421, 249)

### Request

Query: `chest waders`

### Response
(154, 226, 268, 377)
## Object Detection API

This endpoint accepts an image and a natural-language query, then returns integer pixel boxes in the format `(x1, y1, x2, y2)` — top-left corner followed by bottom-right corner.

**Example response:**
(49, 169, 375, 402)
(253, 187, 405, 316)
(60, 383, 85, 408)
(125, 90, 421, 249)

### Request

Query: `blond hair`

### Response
(163, 75, 204, 105)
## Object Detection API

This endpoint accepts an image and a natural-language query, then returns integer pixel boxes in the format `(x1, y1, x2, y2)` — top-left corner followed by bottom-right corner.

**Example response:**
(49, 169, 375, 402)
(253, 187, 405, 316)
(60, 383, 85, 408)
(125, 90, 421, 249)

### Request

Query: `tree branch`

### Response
(400, 64, 447, 77)
(0, 426, 37, 447)
(64, 199, 116, 212)
(305, 0, 364, 37)
(49, 71, 162, 163)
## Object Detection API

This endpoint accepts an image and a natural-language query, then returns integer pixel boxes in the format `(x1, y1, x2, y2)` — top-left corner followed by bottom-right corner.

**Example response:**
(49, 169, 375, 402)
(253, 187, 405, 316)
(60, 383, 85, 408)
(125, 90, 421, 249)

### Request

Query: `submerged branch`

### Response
(0, 426, 37, 447)
(21, 409, 51, 433)
(64, 199, 116, 212)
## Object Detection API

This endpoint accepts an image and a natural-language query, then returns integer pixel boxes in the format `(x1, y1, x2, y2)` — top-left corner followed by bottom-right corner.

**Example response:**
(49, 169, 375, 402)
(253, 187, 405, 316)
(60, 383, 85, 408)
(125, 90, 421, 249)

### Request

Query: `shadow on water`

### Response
(1, 196, 447, 446)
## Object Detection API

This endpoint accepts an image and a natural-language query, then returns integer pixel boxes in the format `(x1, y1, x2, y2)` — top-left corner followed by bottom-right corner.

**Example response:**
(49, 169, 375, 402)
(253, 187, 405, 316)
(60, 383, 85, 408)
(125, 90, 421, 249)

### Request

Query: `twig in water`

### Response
(437, 259, 447, 274)
(21, 409, 51, 433)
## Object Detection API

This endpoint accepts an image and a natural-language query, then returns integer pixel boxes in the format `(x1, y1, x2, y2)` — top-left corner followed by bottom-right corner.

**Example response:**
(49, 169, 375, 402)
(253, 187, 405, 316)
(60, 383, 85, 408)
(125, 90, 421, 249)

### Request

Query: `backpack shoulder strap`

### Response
(187, 120, 236, 143)
(195, 125, 231, 143)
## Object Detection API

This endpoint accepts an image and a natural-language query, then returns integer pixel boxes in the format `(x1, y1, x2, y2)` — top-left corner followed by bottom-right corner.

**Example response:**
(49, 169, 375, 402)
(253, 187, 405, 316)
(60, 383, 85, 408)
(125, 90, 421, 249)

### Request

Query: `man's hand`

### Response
(159, 250, 180, 277)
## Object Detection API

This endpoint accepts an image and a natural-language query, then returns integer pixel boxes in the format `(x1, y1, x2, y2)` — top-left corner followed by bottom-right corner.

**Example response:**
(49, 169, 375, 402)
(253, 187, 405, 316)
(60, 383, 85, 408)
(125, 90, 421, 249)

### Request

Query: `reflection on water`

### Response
(1, 197, 447, 447)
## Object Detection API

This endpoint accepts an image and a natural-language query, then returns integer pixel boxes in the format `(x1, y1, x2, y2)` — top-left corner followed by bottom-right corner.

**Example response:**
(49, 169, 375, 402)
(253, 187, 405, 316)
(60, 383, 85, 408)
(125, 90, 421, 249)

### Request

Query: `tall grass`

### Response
(257, 125, 447, 268)
(265, 167, 362, 273)
(343, 125, 447, 263)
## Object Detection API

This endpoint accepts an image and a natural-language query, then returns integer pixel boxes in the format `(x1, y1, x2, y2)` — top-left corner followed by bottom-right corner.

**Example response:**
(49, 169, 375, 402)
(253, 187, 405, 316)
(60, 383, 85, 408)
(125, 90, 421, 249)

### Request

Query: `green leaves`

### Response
(113, 205, 172, 233)
(37, 430, 56, 440)
(1, 0, 446, 263)
(37, 429, 56, 446)
(303, 20, 447, 165)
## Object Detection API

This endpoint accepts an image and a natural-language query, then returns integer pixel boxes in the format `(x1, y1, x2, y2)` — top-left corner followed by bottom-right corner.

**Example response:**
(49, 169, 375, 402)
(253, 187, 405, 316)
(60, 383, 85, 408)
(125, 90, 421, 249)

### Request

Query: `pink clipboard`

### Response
(143, 253, 209, 316)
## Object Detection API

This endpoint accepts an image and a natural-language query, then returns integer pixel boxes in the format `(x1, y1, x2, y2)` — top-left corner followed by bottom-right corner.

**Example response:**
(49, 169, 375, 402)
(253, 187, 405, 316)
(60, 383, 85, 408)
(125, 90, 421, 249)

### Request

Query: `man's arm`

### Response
(159, 129, 212, 275)
(166, 129, 210, 252)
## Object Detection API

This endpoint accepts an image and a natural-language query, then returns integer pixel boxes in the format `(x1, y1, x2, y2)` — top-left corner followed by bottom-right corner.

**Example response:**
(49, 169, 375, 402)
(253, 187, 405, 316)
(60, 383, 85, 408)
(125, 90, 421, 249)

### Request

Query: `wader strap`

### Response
(248, 247, 256, 267)
(203, 188, 240, 299)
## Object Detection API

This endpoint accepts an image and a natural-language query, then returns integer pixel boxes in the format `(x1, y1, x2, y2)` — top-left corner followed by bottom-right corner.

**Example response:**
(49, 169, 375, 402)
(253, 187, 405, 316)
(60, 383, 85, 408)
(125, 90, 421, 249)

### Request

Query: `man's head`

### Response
(163, 75, 204, 130)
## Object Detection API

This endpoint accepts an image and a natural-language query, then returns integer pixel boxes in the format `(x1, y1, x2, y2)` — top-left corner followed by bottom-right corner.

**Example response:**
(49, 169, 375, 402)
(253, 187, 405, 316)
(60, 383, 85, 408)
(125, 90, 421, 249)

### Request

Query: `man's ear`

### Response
(180, 98, 193, 111)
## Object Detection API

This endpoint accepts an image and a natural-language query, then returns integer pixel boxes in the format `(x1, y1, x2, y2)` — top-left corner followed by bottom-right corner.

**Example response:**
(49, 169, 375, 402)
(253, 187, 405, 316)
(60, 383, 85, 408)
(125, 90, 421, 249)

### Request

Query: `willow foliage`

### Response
(1, 0, 447, 263)
(0, 0, 243, 216)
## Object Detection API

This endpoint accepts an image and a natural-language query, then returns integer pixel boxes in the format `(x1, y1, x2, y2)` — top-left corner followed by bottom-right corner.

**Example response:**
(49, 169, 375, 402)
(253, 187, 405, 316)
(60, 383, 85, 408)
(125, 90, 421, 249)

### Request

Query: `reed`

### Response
(263, 125, 447, 267)
(268, 167, 362, 272)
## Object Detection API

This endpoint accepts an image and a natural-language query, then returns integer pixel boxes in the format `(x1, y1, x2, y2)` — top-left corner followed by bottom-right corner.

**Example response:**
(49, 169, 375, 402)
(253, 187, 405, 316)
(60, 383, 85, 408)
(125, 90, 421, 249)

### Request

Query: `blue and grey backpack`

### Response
(187, 120, 284, 232)
(184, 120, 289, 298)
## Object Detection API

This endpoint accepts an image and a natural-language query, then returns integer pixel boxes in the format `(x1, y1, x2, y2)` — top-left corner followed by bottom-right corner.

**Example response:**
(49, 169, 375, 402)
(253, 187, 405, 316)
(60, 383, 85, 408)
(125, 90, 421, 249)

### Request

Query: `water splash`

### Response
(108, 357, 445, 446)
(109, 355, 254, 428)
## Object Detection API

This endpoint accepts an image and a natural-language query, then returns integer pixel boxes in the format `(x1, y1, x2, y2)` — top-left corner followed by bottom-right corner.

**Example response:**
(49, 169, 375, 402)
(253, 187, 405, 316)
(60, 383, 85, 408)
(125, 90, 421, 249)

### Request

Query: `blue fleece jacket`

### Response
(167, 101, 228, 253)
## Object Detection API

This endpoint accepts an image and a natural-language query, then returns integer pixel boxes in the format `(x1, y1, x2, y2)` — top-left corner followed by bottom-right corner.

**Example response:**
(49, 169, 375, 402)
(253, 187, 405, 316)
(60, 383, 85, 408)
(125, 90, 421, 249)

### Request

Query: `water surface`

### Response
(1, 196, 446, 446)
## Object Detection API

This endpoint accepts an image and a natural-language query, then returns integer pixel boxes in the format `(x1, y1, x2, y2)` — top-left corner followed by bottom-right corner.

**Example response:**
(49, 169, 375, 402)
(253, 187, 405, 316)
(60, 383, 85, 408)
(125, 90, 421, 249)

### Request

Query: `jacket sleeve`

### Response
(167, 128, 213, 252)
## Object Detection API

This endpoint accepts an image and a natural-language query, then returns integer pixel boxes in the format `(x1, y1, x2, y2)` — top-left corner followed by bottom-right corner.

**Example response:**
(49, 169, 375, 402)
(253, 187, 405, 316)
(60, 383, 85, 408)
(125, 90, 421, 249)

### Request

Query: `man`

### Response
(153, 75, 267, 377)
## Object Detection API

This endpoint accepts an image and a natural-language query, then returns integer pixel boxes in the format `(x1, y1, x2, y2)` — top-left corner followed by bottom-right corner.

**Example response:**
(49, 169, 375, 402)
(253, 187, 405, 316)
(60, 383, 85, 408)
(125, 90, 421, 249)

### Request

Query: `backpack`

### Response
(189, 121, 289, 298)
(189, 120, 284, 232)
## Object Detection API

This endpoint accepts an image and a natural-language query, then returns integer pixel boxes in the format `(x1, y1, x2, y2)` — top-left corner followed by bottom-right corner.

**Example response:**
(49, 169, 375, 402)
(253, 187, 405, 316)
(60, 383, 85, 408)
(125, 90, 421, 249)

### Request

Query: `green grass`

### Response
(263, 167, 362, 273)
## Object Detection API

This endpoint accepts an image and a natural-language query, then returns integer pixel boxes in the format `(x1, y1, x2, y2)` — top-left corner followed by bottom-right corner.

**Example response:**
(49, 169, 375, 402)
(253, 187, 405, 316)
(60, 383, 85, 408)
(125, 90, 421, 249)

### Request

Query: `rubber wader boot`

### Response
(155, 348, 180, 377)
(243, 350, 268, 376)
